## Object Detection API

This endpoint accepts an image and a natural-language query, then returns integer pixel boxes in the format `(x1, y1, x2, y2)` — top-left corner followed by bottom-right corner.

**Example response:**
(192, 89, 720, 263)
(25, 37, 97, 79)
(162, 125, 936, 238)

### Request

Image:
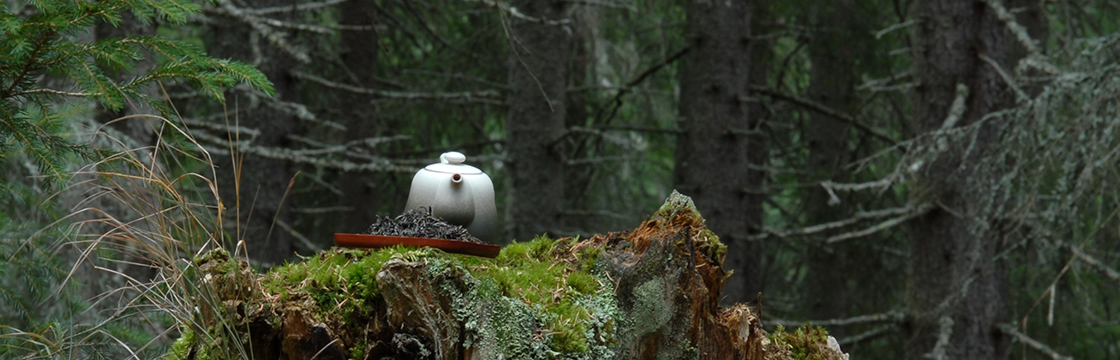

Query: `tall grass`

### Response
(1, 114, 256, 359)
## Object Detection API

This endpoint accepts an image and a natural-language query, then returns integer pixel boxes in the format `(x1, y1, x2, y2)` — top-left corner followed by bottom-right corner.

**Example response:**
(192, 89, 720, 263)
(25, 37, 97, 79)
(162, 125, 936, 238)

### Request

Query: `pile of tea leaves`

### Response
(365, 208, 482, 242)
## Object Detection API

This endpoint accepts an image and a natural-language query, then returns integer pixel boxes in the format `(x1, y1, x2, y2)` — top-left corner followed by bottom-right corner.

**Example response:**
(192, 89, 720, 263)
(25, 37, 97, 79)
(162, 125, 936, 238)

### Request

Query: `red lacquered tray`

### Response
(334, 233, 501, 258)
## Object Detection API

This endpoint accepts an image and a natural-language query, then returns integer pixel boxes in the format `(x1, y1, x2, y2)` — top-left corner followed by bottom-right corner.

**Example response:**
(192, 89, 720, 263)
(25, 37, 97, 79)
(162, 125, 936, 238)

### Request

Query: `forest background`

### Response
(2, 0, 1120, 359)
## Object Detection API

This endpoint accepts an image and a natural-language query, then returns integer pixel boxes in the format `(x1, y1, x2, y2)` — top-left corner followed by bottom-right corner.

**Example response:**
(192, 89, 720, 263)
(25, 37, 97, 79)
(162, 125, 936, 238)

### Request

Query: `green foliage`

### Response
(0, 0, 273, 184)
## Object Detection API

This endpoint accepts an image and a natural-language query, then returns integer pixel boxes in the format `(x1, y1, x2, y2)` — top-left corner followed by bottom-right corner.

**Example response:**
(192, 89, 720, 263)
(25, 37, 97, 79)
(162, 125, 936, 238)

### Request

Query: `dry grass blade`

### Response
(31, 113, 257, 359)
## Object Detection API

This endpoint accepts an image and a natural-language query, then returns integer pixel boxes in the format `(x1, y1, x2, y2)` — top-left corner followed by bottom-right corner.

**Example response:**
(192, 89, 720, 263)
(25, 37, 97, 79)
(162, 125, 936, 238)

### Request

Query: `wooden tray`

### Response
(334, 233, 501, 258)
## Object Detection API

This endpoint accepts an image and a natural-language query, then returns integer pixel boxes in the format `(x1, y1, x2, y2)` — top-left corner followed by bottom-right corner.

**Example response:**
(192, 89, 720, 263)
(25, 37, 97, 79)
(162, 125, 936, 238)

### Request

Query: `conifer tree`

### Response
(0, 0, 273, 183)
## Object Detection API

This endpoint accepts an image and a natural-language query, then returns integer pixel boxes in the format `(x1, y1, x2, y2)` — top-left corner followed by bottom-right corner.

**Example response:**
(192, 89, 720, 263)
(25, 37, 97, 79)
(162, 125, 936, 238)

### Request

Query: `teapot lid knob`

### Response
(440, 151, 466, 164)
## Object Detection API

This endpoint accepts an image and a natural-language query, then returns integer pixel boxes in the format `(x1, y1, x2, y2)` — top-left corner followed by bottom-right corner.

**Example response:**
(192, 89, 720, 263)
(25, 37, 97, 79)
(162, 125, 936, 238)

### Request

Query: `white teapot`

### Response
(404, 151, 498, 242)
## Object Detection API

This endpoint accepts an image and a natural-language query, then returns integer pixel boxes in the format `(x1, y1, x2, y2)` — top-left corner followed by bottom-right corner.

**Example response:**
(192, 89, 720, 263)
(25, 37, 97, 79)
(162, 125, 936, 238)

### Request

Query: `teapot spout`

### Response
(433, 176, 474, 226)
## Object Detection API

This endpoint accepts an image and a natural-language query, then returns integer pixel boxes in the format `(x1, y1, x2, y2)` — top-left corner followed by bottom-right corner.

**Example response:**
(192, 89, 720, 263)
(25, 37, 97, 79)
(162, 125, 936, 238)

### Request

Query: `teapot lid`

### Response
(424, 151, 482, 174)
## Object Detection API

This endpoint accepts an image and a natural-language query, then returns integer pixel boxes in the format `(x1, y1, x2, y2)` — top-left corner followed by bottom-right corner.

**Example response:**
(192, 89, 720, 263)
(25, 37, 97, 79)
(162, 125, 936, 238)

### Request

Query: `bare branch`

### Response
(928, 316, 954, 360)
(979, 53, 1029, 102)
(206, 0, 311, 63)
(837, 324, 897, 347)
(464, 0, 571, 26)
(1066, 244, 1120, 281)
(188, 129, 416, 173)
(749, 85, 899, 146)
(179, 116, 261, 138)
(751, 204, 918, 241)
(12, 88, 98, 97)
(563, 0, 637, 11)
(826, 203, 935, 244)
(766, 310, 907, 328)
(241, 0, 348, 15)
(291, 71, 505, 105)
(938, 83, 970, 131)
(981, 0, 1060, 74)
(997, 324, 1073, 360)
(874, 19, 917, 39)
(821, 176, 899, 205)
(856, 70, 912, 91)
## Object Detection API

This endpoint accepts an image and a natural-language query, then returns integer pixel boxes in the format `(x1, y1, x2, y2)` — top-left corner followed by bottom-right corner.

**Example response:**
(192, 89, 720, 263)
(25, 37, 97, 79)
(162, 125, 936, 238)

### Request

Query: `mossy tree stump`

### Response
(170, 191, 848, 360)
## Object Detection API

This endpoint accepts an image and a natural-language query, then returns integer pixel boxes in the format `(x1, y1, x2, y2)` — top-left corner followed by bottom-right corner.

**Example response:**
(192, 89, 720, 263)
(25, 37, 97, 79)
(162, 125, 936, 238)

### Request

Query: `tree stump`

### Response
(169, 191, 848, 360)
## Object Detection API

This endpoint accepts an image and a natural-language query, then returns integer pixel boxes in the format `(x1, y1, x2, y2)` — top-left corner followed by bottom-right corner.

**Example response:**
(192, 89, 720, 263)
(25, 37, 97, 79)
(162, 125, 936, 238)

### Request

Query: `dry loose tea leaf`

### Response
(365, 208, 483, 243)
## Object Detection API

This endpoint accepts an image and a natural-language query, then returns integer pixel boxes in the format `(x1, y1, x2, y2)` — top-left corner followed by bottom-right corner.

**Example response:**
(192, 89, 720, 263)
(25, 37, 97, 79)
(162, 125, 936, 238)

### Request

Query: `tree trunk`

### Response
(905, 0, 1041, 358)
(802, 0, 864, 336)
(675, 0, 761, 304)
(208, 0, 298, 265)
(331, 0, 381, 236)
(504, 0, 570, 242)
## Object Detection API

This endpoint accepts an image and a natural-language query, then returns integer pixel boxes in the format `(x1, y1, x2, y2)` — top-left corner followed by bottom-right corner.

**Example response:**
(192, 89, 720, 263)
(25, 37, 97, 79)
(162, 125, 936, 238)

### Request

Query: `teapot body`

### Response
(404, 152, 498, 242)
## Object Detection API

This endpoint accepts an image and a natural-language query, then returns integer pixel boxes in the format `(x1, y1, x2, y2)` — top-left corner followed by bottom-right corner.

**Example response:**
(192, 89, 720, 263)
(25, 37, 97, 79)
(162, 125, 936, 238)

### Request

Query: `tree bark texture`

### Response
(906, 1, 1042, 359)
(208, 0, 298, 265)
(675, 0, 762, 304)
(504, 0, 571, 242)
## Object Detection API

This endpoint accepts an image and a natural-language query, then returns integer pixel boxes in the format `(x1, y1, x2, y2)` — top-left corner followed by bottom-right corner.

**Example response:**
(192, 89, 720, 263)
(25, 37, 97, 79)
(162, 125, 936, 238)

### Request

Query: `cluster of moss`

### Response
(465, 236, 614, 354)
(260, 245, 416, 318)
(769, 324, 837, 360)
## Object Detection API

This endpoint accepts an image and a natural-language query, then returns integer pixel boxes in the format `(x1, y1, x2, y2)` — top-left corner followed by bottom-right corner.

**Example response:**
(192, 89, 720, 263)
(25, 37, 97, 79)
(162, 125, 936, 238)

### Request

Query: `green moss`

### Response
(186, 235, 620, 359)
(465, 235, 614, 355)
(770, 324, 833, 360)
(164, 327, 213, 360)
(260, 246, 426, 317)
(164, 327, 193, 360)
(697, 228, 727, 261)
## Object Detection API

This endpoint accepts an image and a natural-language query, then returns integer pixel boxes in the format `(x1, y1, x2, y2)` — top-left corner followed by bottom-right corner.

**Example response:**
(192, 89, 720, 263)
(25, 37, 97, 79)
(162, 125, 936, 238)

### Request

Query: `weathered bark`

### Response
(675, 0, 762, 304)
(906, 1, 1042, 359)
(179, 192, 849, 360)
(505, 0, 571, 241)
(207, 0, 298, 265)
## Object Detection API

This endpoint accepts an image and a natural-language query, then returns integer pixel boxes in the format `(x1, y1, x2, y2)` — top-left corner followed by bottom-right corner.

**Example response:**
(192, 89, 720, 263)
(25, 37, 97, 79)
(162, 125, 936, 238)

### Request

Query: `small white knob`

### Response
(440, 151, 466, 164)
